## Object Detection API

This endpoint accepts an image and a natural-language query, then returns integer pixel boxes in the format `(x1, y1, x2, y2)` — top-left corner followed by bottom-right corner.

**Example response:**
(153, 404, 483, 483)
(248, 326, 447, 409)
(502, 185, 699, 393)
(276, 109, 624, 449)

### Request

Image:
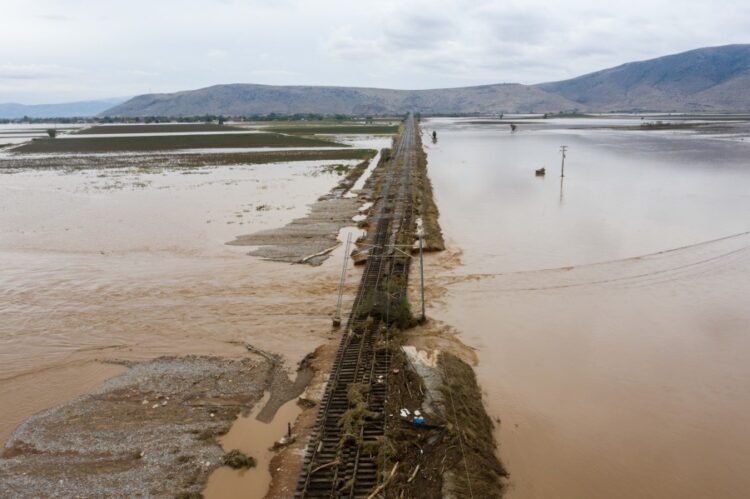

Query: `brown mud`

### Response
(265, 341, 340, 498)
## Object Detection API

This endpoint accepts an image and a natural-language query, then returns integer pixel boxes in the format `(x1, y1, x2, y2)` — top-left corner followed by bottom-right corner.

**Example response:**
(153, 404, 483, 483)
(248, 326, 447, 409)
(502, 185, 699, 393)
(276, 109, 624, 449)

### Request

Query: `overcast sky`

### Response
(1, 0, 748, 104)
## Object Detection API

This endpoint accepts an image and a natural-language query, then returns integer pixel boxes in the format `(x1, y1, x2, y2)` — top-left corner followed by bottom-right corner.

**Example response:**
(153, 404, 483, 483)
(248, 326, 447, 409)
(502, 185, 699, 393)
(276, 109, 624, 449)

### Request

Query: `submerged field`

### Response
(422, 116, 750, 499)
(6, 114, 749, 497)
(0, 121, 396, 496)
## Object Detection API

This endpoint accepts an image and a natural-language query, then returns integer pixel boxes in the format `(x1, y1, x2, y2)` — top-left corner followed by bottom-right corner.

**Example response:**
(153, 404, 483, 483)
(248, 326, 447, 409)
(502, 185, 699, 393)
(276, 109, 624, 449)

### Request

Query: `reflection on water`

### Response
(423, 117, 750, 499)
(424, 117, 750, 274)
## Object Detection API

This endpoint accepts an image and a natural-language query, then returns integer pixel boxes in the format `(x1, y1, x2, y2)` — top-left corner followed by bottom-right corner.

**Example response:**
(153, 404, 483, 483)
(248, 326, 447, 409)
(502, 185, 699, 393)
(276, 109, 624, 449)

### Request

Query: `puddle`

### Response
(203, 394, 303, 499)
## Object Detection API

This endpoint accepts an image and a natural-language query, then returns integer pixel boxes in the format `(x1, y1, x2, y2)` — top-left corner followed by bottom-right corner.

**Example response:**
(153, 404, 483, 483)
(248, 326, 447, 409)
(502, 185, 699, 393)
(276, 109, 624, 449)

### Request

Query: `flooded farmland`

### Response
(3, 116, 750, 498)
(422, 117, 750, 499)
(0, 119, 400, 497)
(0, 127, 390, 440)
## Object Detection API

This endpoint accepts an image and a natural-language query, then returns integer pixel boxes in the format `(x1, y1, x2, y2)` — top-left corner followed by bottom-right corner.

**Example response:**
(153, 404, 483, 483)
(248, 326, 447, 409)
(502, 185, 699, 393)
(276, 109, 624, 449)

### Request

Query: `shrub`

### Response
(222, 449, 256, 469)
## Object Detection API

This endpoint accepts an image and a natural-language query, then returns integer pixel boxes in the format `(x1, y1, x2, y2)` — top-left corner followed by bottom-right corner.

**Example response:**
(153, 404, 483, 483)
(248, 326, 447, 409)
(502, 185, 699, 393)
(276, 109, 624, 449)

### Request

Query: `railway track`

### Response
(296, 115, 418, 498)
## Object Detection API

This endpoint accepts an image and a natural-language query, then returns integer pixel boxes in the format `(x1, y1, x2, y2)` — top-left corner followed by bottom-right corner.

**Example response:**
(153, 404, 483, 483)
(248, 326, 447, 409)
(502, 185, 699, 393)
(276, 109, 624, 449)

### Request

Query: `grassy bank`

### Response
(413, 128, 445, 252)
(437, 352, 508, 497)
(12, 133, 343, 154)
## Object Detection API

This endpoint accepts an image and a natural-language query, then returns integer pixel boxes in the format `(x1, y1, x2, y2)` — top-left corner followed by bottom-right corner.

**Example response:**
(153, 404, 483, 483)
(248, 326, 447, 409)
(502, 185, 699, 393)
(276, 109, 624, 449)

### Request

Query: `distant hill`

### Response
(538, 44, 750, 111)
(0, 98, 128, 119)
(102, 83, 578, 117)
(104, 45, 750, 116)
(11, 45, 750, 118)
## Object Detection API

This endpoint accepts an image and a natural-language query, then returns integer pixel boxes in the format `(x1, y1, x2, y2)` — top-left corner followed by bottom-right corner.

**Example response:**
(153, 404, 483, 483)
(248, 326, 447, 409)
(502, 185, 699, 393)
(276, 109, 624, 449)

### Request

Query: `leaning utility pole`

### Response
(560, 145, 568, 177)
(332, 232, 353, 328)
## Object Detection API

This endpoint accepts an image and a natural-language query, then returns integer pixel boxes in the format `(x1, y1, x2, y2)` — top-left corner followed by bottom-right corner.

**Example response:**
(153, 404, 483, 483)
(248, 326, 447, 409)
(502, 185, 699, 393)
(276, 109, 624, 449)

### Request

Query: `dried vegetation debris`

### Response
(384, 341, 508, 498)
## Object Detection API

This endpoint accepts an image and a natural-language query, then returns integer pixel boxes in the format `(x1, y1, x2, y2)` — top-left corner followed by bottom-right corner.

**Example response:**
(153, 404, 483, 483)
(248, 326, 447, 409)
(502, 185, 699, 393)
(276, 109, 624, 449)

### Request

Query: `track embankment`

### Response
(295, 116, 505, 498)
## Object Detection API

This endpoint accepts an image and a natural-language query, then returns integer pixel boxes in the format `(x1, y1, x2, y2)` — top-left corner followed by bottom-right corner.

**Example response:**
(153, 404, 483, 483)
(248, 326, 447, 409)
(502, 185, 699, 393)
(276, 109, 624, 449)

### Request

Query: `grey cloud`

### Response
(1, 0, 749, 102)
(0, 64, 77, 80)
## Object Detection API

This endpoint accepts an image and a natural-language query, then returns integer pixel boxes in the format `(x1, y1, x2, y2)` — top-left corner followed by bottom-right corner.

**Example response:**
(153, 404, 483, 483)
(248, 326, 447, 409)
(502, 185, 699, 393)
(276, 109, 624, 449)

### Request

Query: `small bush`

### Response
(391, 297, 416, 330)
(222, 449, 256, 469)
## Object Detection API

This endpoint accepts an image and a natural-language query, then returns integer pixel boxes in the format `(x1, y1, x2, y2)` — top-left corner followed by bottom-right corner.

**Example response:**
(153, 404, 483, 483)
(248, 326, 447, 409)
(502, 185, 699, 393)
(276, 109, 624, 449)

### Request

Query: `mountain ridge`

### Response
(104, 82, 578, 116)
(0, 98, 129, 119)
(537, 44, 750, 111)
(7, 45, 750, 118)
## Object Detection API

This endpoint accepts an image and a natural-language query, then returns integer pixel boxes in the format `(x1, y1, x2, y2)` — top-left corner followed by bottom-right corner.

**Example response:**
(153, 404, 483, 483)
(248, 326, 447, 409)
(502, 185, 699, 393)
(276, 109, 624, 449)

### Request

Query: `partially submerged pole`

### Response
(333, 232, 353, 327)
(560, 145, 568, 177)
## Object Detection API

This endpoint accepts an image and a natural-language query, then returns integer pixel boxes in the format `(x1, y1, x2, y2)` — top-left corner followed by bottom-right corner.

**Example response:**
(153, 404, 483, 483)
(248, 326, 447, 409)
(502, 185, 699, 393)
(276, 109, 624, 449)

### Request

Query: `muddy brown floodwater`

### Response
(422, 117, 750, 499)
(203, 394, 302, 499)
(0, 159, 373, 445)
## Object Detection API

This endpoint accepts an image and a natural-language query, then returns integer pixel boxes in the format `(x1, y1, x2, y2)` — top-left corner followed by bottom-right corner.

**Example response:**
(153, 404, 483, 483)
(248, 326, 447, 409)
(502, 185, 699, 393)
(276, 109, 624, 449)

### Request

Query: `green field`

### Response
(0, 148, 376, 170)
(13, 133, 344, 153)
(75, 124, 245, 134)
(268, 125, 399, 135)
(166, 148, 375, 167)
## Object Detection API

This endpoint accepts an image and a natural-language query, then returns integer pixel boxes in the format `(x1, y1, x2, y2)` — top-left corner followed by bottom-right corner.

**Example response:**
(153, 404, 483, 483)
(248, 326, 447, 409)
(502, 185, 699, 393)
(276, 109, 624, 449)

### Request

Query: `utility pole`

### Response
(560, 145, 568, 177)
(418, 224, 426, 322)
(333, 232, 352, 328)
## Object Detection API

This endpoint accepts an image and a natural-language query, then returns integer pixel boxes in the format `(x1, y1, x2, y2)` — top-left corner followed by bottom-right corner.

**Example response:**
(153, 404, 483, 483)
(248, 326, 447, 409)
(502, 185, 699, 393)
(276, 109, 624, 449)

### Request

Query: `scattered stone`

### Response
(0, 356, 270, 498)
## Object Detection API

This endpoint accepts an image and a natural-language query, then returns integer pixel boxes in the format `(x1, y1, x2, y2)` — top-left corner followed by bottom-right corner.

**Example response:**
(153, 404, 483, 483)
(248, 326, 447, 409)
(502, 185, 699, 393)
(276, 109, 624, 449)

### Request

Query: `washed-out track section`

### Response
(296, 116, 417, 498)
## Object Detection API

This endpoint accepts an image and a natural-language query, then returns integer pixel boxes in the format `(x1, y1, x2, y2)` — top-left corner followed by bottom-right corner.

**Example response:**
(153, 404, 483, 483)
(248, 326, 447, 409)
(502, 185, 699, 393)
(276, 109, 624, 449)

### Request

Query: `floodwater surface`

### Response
(203, 394, 302, 499)
(0, 159, 370, 443)
(422, 117, 750, 499)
